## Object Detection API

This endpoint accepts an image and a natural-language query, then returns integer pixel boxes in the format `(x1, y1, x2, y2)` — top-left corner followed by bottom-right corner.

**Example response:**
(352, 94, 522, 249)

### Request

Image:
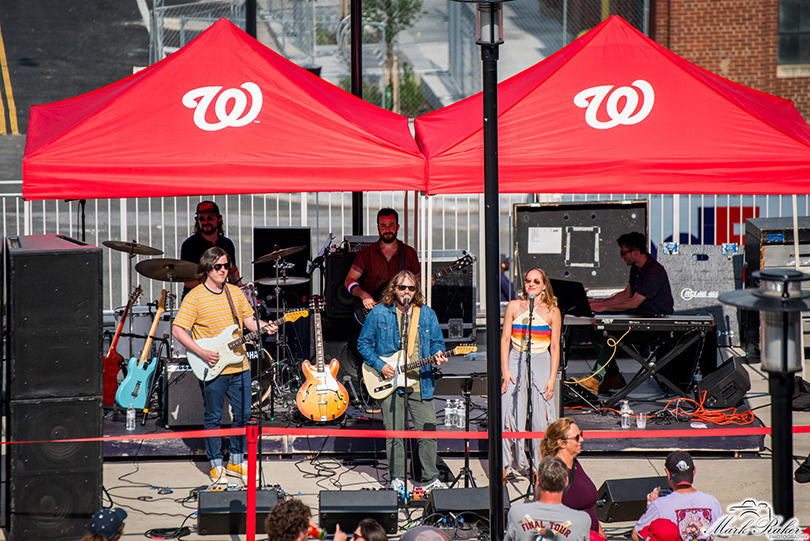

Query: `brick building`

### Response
(651, 0, 810, 122)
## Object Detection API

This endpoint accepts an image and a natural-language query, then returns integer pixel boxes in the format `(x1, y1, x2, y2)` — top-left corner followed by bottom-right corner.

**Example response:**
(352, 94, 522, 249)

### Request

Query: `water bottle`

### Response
(619, 400, 632, 429)
(126, 404, 136, 431)
(444, 400, 453, 427)
(447, 400, 457, 427)
(455, 399, 465, 428)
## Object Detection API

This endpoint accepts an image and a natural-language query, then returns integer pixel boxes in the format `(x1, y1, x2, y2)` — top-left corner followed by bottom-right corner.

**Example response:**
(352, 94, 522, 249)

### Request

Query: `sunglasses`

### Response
(562, 431, 584, 442)
(213, 263, 231, 271)
(620, 249, 635, 256)
(198, 215, 218, 222)
(397, 285, 416, 292)
(524, 278, 542, 285)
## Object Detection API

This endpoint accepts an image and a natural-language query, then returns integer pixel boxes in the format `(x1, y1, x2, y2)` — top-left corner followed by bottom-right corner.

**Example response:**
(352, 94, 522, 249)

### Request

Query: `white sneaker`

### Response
(390, 478, 405, 493)
(423, 478, 447, 493)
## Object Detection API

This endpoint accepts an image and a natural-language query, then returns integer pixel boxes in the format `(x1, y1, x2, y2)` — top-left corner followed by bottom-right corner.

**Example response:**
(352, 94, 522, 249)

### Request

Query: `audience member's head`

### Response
(355, 518, 388, 541)
(536, 456, 568, 494)
(265, 498, 312, 541)
(81, 508, 126, 541)
(539, 417, 577, 458)
(665, 451, 695, 487)
(399, 526, 452, 541)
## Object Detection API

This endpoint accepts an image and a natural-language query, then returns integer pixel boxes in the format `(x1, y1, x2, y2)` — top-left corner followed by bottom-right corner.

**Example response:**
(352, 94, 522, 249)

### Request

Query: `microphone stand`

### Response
(247, 282, 267, 487)
(399, 295, 411, 503)
(524, 294, 536, 497)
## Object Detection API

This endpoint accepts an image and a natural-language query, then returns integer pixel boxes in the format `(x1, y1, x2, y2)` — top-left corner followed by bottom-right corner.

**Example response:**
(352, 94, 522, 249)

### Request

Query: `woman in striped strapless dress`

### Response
(500, 267, 561, 478)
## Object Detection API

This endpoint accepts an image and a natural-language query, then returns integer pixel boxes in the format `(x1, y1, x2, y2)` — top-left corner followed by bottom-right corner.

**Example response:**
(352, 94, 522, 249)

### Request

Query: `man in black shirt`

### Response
(573, 232, 673, 394)
(180, 201, 242, 298)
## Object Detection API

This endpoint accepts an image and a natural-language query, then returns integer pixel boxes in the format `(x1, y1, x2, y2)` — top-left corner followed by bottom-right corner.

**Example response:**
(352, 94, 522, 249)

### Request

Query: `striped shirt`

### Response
(510, 309, 551, 353)
(175, 283, 254, 374)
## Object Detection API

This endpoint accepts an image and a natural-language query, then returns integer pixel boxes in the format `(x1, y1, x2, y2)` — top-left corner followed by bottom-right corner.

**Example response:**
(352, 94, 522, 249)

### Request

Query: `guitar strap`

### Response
(406, 305, 420, 359)
(223, 285, 241, 329)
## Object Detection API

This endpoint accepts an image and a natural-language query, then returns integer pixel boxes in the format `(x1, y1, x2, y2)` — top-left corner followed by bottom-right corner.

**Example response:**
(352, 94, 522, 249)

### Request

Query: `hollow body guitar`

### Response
(115, 290, 166, 410)
(296, 296, 348, 422)
(103, 286, 142, 406)
(187, 309, 309, 382)
(362, 345, 478, 400)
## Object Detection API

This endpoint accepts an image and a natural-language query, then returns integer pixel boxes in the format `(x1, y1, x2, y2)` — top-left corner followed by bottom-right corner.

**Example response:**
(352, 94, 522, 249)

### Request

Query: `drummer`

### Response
(181, 201, 242, 298)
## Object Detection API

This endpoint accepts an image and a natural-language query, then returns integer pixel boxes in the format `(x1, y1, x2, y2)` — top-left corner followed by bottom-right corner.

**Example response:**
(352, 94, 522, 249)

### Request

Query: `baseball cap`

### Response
(639, 519, 680, 541)
(196, 200, 220, 215)
(665, 450, 695, 486)
(89, 508, 127, 539)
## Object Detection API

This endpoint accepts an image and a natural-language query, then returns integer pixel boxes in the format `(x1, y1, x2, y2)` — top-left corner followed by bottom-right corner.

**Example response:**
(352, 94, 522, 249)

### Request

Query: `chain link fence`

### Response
(149, 0, 648, 114)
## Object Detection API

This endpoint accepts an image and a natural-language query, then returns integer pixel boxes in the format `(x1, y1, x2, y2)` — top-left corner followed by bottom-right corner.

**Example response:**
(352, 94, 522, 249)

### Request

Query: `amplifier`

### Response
(319, 490, 398, 534)
(596, 476, 669, 523)
(163, 361, 231, 428)
(197, 488, 280, 535)
(344, 235, 378, 253)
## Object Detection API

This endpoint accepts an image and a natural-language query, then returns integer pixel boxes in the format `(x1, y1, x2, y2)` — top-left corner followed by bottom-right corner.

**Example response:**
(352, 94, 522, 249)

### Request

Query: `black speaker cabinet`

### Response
(423, 487, 509, 526)
(197, 489, 279, 535)
(430, 251, 476, 343)
(319, 490, 398, 534)
(513, 201, 648, 291)
(253, 227, 311, 308)
(325, 252, 357, 318)
(596, 476, 668, 523)
(163, 361, 231, 428)
(697, 357, 751, 409)
(5, 398, 102, 541)
(5, 235, 102, 400)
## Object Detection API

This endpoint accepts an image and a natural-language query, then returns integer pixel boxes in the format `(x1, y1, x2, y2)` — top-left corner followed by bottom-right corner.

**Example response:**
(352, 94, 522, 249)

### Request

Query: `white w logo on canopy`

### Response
(182, 83, 263, 132)
(573, 80, 654, 129)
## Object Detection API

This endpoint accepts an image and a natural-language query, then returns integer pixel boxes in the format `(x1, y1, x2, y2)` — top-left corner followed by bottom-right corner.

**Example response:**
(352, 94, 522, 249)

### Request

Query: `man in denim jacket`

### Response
(358, 270, 448, 493)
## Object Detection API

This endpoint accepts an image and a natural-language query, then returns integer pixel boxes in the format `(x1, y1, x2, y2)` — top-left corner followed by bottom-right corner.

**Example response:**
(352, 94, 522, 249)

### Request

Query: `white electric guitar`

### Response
(362, 344, 477, 400)
(187, 309, 309, 381)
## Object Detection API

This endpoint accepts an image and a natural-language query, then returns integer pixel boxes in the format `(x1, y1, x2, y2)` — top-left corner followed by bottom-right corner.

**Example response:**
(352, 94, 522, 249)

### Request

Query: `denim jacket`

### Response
(357, 302, 446, 399)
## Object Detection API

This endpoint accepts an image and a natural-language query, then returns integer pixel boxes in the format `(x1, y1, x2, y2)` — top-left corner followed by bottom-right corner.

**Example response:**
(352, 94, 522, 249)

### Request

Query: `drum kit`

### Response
(104, 238, 311, 417)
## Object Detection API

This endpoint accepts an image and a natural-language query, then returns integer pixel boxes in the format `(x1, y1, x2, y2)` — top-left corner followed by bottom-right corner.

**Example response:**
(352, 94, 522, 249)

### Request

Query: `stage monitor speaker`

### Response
(596, 476, 668, 523)
(5, 235, 102, 400)
(513, 201, 648, 292)
(423, 487, 509, 526)
(325, 252, 357, 318)
(253, 227, 311, 308)
(697, 357, 751, 409)
(5, 397, 102, 541)
(163, 361, 231, 428)
(319, 490, 398, 534)
(197, 489, 279, 535)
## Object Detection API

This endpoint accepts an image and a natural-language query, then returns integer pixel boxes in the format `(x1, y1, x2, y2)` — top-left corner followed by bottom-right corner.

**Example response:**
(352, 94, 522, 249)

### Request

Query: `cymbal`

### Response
(254, 276, 310, 287)
(135, 259, 198, 282)
(103, 240, 163, 256)
(253, 245, 306, 265)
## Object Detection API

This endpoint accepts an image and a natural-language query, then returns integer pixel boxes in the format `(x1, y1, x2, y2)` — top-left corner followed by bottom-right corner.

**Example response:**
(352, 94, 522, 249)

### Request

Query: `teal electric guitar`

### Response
(116, 290, 166, 410)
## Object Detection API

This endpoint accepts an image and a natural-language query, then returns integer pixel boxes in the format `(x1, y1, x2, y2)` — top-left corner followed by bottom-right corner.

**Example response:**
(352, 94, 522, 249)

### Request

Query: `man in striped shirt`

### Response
(173, 247, 277, 484)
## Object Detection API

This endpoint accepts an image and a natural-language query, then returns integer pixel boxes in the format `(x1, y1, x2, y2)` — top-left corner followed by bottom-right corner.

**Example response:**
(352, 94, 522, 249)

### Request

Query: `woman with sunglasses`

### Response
(540, 418, 604, 536)
(501, 268, 560, 479)
(334, 518, 388, 541)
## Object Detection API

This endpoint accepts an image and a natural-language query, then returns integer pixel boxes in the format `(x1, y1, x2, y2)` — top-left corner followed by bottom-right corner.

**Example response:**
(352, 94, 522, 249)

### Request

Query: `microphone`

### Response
(403, 294, 411, 306)
(529, 293, 536, 312)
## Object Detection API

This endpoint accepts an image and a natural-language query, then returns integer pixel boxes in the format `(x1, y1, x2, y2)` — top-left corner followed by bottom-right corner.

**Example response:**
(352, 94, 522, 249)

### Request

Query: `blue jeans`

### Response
(199, 369, 251, 468)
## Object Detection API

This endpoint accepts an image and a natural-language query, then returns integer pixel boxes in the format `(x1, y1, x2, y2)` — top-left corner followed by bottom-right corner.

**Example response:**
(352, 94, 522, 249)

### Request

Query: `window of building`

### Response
(779, 0, 810, 64)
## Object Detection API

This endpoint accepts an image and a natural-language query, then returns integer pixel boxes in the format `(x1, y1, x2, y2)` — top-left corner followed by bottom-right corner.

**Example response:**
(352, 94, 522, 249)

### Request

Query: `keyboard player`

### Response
(571, 232, 673, 395)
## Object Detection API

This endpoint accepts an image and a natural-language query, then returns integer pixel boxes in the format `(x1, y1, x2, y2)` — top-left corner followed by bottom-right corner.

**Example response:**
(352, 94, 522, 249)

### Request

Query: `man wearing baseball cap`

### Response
(180, 200, 241, 298)
(632, 451, 724, 541)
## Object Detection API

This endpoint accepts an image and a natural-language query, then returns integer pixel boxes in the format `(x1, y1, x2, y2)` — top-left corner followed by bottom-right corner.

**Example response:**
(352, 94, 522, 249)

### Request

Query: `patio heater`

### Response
(449, 0, 512, 539)
(719, 268, 810, 521)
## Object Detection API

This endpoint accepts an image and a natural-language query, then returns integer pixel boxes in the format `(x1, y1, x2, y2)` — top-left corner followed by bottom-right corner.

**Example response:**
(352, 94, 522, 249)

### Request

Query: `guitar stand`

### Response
(141, 337, 170, 425)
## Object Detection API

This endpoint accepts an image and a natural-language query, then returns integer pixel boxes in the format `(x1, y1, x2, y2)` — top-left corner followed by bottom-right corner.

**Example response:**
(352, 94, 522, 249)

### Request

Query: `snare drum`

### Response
(113, 305, 187, 360)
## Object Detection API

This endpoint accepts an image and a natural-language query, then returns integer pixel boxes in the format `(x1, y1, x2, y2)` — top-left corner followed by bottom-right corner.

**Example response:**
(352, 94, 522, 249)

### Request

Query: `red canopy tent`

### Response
(23, 19, 425, 201)
(414, 16, 810, 195)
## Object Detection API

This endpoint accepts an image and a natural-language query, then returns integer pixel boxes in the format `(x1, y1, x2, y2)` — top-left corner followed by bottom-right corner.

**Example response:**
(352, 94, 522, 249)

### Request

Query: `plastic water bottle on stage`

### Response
(126, 404, 136, 431)
(454, 399, 465, 428)
(444, 400, 453, 427)
(619, 401, 632, 429)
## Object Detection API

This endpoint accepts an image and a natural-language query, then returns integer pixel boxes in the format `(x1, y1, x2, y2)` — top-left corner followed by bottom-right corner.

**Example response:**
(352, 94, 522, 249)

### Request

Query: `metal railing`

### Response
(3, 184, 808, 314)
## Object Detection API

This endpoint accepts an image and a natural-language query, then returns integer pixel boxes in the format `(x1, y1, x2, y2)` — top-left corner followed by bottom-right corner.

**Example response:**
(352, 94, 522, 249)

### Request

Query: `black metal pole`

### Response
(482, 41, 504, 541)
(770, 316, 794, 519)
(246, 0, 256, 38)
(351, 0, 364, 235)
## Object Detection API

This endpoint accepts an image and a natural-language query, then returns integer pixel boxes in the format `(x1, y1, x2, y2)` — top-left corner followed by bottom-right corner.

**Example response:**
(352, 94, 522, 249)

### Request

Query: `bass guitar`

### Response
(354, 251, 476, 325)
(296, 296, 348, 422)
(362, 344, 478, 400)
(103, 286, 143, 406)
(187, 309, 309, 381)
(116, 289, 166, 410)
